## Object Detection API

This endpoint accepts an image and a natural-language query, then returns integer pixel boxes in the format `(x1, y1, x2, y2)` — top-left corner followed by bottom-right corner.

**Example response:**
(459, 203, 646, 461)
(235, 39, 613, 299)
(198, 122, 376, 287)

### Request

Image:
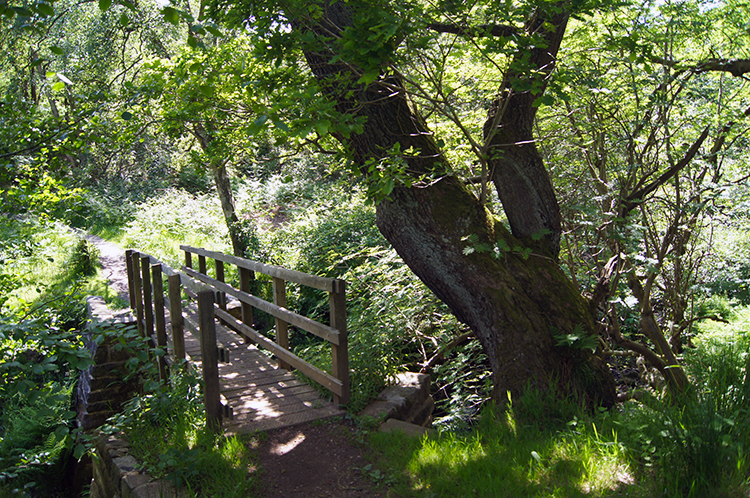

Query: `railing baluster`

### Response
(216, 259, 226, 310)
(152, 263, 168, 382)
(132, 253, 144, 338)
(168, 274, 185, 361)
(140, 255, 154, 347)
(239, 267, 254, 335)
(272, 277, 290, 371)
(330, 279, 350, 405)
(197, 290, 222, 432)
(125, 249, 136, 310)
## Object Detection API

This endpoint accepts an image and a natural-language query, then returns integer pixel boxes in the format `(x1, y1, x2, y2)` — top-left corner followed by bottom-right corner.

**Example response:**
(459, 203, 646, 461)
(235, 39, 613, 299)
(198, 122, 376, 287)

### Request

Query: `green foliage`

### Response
(105, 368, 258, 497)
(69, 238, 100, 278)
(0, 318, 94, 494)
(370, 400, 632, 498)
(121, 189, 232, 267)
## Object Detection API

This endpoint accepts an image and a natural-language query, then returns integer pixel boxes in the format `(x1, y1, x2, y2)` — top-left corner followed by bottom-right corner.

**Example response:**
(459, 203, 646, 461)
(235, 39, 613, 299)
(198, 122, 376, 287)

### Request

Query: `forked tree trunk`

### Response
(293, 1, 616, 407)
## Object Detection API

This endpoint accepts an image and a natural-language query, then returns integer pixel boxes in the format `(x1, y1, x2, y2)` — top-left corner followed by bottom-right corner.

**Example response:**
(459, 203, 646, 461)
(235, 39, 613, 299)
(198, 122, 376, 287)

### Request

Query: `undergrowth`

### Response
(104, 367, 259, 498)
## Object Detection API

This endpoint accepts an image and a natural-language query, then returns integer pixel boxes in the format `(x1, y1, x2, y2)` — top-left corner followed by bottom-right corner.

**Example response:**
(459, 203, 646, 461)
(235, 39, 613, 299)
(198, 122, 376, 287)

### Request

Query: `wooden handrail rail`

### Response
(184, 267, 342, 345)
(180, 245, 346, 293)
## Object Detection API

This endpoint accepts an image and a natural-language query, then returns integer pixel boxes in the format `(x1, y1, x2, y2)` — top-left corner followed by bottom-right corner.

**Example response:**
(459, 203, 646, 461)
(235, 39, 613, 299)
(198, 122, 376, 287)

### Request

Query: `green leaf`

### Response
(205, 26, 223, 37)
(54, 425, 70, 439)
(162, 6, 180, 25)
(357, 71, 378, 85)
(119, 12, 129, 26)
(121, 111, 133, 120)
(98, 0, 111, 11)
(187, 33, 198, 48)
(52, 81, 65, 92)
(50, 45, 64, 55)
(314, 119, 331, 136)
(36, 3, 54, 17)
(73, 443, 86, 460)
(199, 85, 214, 97)
(31, 57, 45, 67)
(12, 6, 32, 16)
(189, 62, 203, 73)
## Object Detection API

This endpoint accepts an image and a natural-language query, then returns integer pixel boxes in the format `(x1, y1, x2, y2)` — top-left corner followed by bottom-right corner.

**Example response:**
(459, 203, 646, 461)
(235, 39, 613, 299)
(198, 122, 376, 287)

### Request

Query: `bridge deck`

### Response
(178, 311, 345, 434)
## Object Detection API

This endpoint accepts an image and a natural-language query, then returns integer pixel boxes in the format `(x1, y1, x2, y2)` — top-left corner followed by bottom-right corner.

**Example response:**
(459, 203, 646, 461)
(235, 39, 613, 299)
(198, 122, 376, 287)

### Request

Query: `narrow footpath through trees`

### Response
(86, 234, 384, 497)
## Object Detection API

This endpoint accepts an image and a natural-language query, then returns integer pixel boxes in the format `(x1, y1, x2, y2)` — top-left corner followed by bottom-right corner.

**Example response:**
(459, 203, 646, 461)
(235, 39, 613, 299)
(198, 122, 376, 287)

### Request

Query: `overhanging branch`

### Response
(696, 58, 750, 77)
(621, 126, 710, 215)
(426, 22, 518, 38)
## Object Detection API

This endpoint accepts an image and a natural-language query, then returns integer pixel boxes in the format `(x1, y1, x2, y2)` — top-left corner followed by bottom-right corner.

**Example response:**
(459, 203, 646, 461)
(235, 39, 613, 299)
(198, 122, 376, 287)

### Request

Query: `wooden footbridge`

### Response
(124, 246, 349, 433)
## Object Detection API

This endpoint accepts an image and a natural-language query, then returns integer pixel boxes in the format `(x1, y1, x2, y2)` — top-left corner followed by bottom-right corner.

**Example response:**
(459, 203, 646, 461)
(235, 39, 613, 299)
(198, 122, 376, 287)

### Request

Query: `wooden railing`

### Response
(124, 246, 350, 431)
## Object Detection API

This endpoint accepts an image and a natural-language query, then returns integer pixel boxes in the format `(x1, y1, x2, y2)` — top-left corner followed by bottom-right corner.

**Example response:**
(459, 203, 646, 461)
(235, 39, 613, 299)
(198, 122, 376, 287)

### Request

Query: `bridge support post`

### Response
(239, 267, 254, 341)
(330, 279, 349, 406)
(131, 253, 145, 338)
(168, 274, 185, 361)
(197, 290, 222, 432)
(152, 264, 168, 382)
(273, 277, 290, 371)
(125, 249, 136, 310)
(140, 255, 155, 348)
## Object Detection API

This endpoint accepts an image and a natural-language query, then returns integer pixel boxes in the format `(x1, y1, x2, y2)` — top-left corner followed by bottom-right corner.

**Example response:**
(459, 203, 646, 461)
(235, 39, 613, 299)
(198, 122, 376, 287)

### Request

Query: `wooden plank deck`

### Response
(177, 310, 345, 434)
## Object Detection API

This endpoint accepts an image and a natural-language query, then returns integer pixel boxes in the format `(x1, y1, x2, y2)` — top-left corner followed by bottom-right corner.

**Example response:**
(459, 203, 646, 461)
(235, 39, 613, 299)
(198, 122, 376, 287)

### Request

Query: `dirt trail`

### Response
(85, 234, 385, 498)
(80, 232, 130, 304)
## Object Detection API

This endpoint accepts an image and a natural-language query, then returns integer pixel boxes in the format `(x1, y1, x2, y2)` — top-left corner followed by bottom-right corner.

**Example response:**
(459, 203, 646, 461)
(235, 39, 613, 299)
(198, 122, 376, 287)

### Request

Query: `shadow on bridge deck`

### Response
(176, 310, 345, 434)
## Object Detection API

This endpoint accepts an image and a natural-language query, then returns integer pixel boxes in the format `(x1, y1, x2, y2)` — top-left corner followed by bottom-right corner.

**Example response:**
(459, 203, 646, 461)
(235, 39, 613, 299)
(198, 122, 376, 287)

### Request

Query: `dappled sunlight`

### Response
(270, 432, 306, 456)
(372, 407, 639, 498)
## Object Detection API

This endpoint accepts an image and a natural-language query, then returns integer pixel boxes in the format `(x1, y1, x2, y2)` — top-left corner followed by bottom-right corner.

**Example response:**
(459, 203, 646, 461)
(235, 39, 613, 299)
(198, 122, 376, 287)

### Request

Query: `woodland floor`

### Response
(84, 234, 385, 497)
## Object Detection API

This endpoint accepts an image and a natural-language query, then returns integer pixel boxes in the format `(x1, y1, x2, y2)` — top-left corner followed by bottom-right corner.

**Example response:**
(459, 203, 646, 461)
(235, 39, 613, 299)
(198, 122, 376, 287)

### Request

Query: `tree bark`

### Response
(292, 1, 616, 407)
(192, 122, 247, 257)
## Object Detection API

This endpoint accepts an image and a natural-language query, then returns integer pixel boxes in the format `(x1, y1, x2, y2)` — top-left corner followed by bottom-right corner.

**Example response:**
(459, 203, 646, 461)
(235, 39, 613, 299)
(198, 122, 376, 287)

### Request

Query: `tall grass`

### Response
(369, 306, 750, 498)
(370, 396, 634, 498)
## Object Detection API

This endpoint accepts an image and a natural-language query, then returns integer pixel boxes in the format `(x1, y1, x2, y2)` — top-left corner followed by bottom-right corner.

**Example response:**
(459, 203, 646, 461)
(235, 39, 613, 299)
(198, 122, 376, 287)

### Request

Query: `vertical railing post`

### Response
(239, 267, 254, 336)
(184, 250, 193, 270)
(197, 290, 221, 432)
(132, 253, 144, 338)
(140, 255, 154, 346)
(125, 249, 136, 310)
(330, 279, 349, 405)
(152, 264, 168, 382)
(272, 277, 290, 371)
(215, 259, 226, 310)
(198, 254, 207, 275)
(168, 274, 185, 361)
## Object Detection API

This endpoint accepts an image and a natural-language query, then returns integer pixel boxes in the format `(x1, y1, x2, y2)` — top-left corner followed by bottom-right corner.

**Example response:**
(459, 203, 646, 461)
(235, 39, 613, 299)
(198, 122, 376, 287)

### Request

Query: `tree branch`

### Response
(621, 126, 710, 215)
(426, 22, 517, 38)
(696, 58, 750, 77)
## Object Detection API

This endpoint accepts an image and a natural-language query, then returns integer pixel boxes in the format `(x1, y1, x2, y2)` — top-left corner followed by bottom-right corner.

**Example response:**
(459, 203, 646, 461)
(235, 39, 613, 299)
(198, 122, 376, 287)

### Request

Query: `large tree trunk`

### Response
(294, 1, 616, 407)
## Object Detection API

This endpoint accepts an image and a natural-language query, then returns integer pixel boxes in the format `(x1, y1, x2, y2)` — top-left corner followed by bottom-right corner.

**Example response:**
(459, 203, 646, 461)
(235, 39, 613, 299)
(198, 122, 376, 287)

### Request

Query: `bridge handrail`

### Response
(125, 246, 350, 431)
(180, 245, 345, 293)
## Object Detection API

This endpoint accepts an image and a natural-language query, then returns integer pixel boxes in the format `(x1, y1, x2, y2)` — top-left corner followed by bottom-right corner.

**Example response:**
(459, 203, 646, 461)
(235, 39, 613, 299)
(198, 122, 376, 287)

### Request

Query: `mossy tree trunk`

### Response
(292, 1, 616, 406)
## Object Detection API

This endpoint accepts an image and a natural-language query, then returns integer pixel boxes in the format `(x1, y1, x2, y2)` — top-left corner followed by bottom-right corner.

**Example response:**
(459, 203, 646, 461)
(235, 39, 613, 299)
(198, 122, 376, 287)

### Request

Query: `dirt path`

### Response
(80, 232, 130, 304)
(85, 234, 386, 498)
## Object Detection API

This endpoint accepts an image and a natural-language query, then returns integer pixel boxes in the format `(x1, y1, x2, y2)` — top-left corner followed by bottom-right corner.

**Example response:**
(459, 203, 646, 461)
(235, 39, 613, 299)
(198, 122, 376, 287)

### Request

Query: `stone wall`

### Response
(89, 432, 183, 498)
(360, 372, 434, 426)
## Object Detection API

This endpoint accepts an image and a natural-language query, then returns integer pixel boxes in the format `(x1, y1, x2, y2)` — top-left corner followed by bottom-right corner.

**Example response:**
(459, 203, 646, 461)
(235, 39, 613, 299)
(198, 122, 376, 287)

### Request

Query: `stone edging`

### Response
(89, 432, 185, 498)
